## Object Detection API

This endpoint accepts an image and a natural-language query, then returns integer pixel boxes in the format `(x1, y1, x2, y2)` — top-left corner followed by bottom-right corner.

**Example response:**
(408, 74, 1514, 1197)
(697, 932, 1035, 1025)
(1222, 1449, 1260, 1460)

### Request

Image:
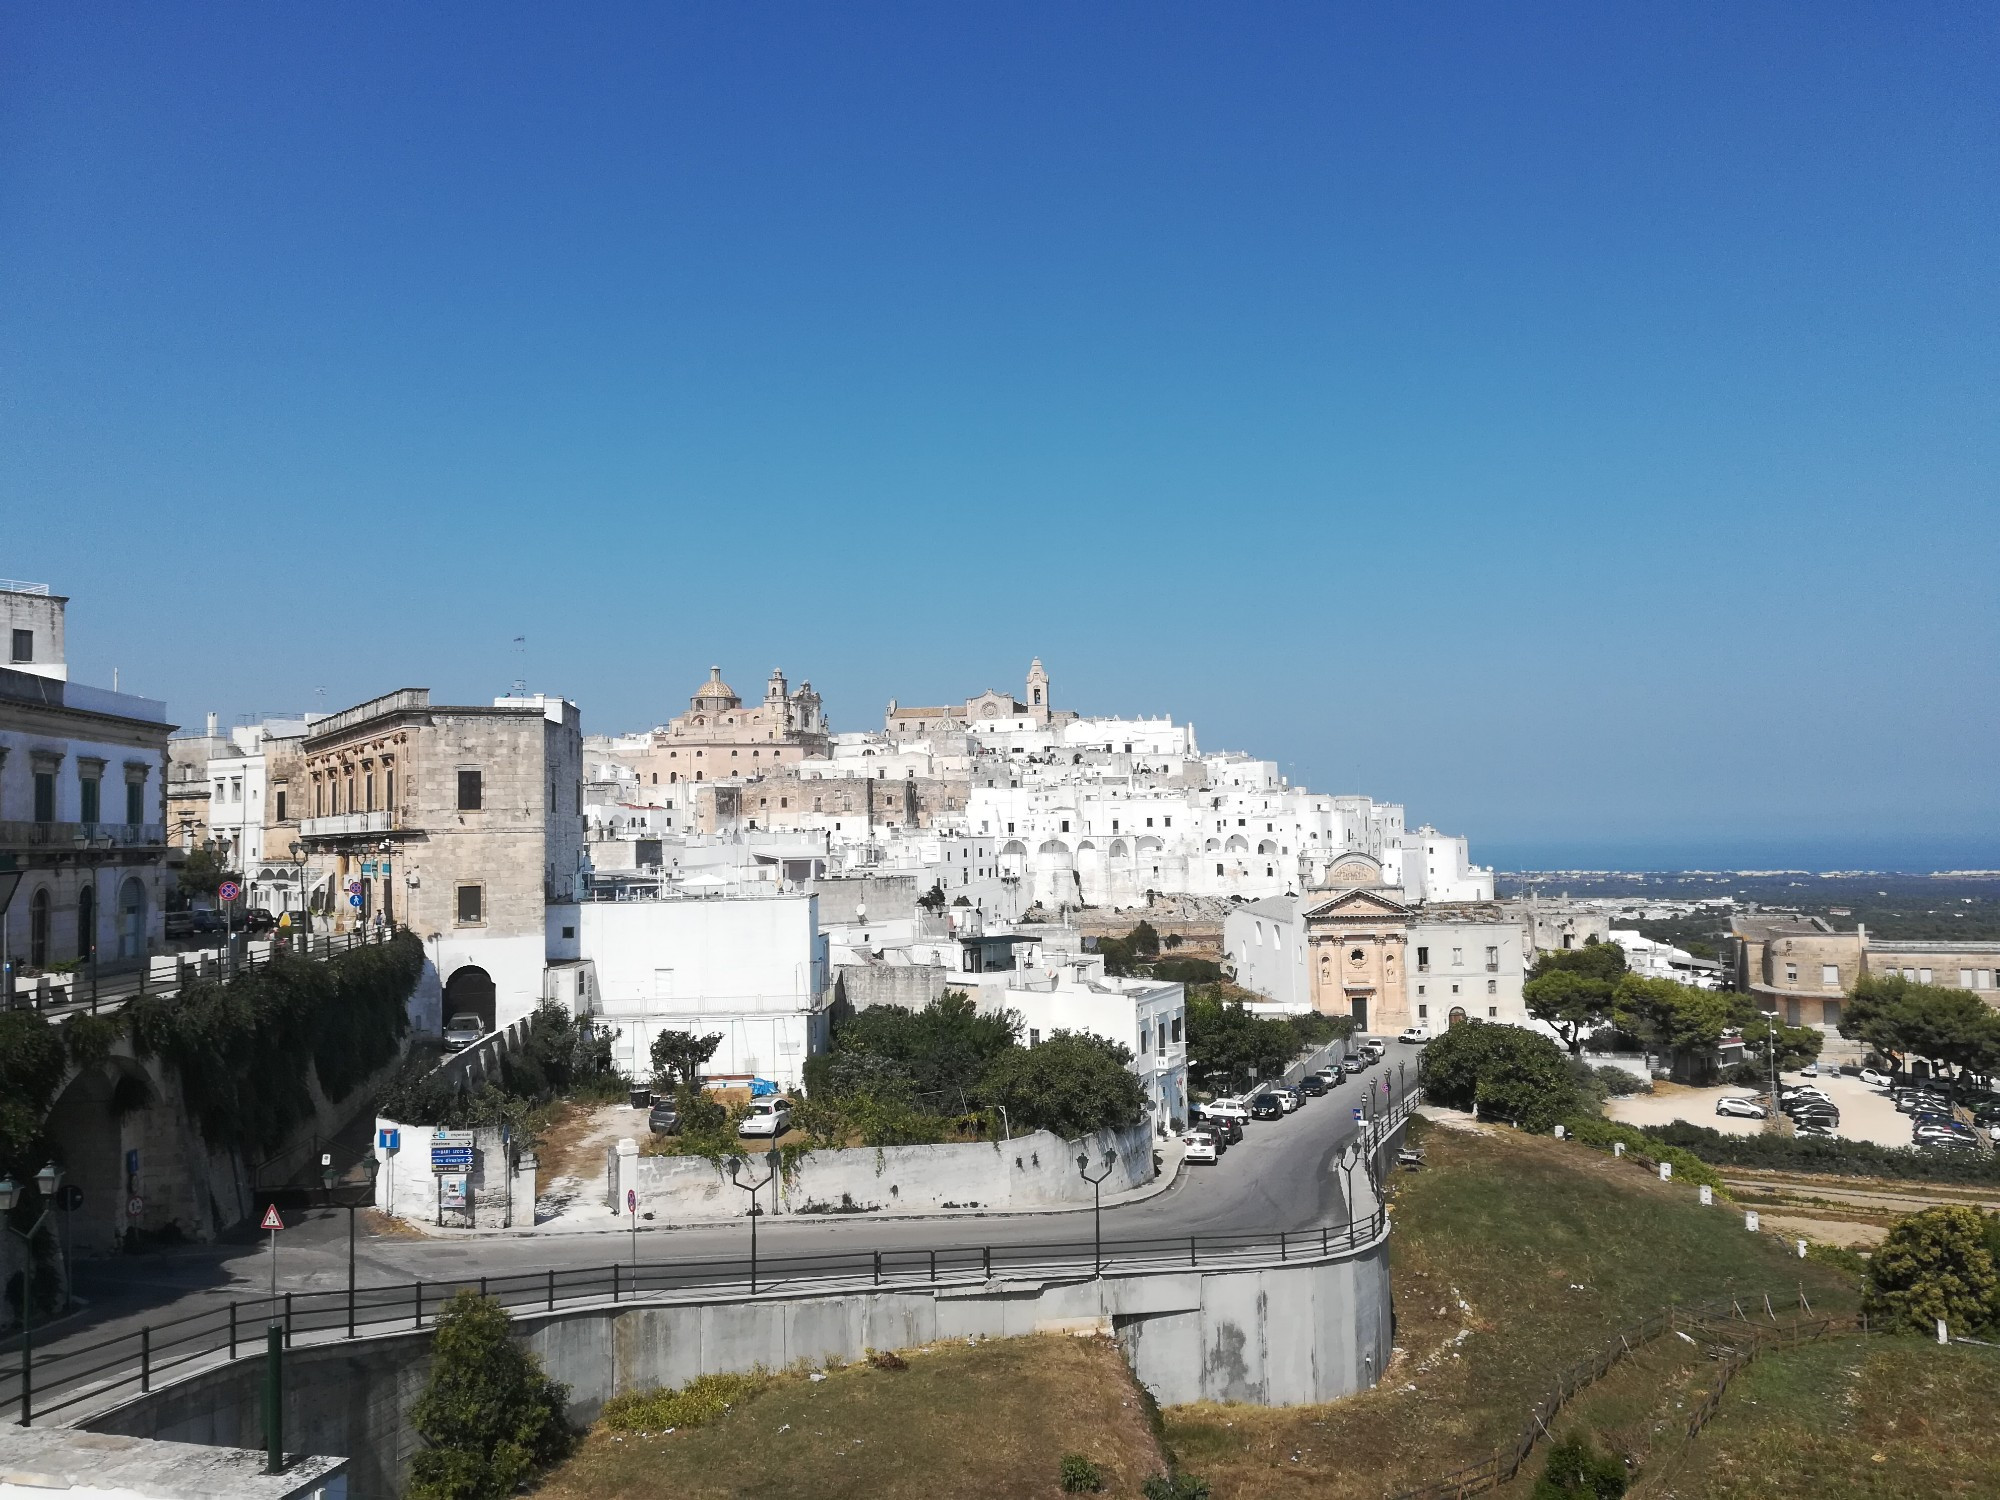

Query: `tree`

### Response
(175, 843, 239, 903)
(978, 1031, 1146, 1138)
(407, 1291, 573, 1500)
(1863, 1206, 2000, 1336)
(649, 1030, 723, 1094)
(1736, 1013, 1823, 1074)
(826, 992, 1019, 1104)
(1524, 969, 1616, 1056)
(1531, 1434, 1627, 1500)
(1419, 1021, 1580, 1131)
(1842, 975, 2000, 1093)
(1184, 991, 1296, 1092)
(1612, 976, 1749, 1060)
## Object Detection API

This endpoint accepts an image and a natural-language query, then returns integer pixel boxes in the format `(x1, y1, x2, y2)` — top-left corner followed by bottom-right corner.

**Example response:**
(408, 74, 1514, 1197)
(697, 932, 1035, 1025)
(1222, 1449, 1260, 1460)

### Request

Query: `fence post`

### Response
(1189, 1236, 1197, 1267)
(929, 1249, 937, 1283)
(873, 1250, 881, 1286)
(982, 1246, 991, 1280)
(547, 1268, 555, 1312)
(284, 1293, 293, 1347)
(613, 1264, 621, 1303)
(1321, 1226, 1328, 1254)
(415, 1281, 422, 1329)
(141, 1326, 151, 1392)
(1280, 1231, 1287, 1262)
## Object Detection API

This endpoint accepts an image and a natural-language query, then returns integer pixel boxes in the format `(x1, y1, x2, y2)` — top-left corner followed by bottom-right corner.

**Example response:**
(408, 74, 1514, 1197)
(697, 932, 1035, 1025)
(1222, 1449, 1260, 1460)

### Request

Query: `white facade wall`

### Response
(1224, 896, 1309, 1010)
(1407, 918, 1528, 1032)
(997, 972, 1189, 1134)
(576, 893, 829, 1086)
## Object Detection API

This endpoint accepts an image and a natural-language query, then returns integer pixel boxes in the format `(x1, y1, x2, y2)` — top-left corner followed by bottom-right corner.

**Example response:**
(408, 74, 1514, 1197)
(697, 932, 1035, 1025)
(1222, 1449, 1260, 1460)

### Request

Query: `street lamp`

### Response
(726, 1152, 780, 1294)
(2, 1163, 63, 1426)
(1075, 1150, 1116, 1276)
(320, 1153, 382, 1338)
(288, 840, 313, 936)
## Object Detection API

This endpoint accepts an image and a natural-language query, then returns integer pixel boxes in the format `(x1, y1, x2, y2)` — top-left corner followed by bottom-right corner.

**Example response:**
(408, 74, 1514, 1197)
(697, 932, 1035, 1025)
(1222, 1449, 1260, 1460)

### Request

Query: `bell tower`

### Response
(1026, 657, 1049, 717)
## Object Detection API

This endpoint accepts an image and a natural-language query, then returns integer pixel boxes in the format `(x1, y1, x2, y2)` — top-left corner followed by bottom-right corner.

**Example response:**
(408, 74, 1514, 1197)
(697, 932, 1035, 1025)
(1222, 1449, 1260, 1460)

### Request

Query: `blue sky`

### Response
(4, 4, 1995, 868)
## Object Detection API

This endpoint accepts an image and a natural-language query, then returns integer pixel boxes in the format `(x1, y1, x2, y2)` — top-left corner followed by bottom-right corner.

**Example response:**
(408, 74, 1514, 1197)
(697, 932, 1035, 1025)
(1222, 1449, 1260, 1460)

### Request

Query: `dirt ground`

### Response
(1606, 1069, 1917, 1149)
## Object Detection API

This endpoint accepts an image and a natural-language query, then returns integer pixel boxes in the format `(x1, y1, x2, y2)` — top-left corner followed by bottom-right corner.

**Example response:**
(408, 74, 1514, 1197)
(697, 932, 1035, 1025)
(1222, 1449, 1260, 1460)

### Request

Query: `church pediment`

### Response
(1303, 887, 1411, 921)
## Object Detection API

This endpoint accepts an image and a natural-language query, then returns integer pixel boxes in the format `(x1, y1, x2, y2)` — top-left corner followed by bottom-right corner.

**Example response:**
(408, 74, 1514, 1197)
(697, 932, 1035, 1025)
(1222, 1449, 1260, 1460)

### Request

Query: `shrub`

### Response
(1638, 1120, 2000, 1186)
(1531, 1433, 1627, 1499)
(1421, 1021, 1584, 1131)
(1060, 1453, 1105, 1492)
(978, 1031, 1145, 1138)
(866, 1348, 909, 1371)
(600, 1371, 768, 1431)
(1141, 1473, 1212, 1500)
(1863, 1206, 1999, 1335)
(1560, 1115, 1729, 1195)
(1594, 1065, 1647, 1097)
(407, 1291, 572, 1500)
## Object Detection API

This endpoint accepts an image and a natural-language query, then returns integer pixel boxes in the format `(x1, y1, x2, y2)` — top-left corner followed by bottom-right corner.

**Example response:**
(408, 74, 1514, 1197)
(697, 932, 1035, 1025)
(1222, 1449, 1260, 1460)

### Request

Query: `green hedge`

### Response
(127, 931, 420, 1154)
(1638, 1120, 2000, 1185)
(1561, 1114, 1731, 1196)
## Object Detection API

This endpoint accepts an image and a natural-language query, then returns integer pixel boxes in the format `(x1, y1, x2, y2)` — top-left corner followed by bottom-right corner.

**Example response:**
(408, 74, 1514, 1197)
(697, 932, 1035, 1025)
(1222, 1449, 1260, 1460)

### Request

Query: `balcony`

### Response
(300, 810, 401, 839)
(0, 820, 167, 852)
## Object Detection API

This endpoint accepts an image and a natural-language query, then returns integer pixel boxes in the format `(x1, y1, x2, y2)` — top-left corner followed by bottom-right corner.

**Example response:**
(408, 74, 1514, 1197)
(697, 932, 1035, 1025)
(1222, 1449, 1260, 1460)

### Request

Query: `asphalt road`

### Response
(40, 1046, 1420, 1368)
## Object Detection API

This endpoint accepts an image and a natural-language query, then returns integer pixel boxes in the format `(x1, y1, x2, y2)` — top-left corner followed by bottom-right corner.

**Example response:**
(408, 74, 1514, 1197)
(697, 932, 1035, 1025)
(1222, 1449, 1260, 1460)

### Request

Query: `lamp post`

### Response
(727, 1153, 779, 1294)
(2, 1162, 63, 1426)
(1075, 1150, 1115, 1276)
(288, 840, 312, 937)
(320, 1153, 381, 1338)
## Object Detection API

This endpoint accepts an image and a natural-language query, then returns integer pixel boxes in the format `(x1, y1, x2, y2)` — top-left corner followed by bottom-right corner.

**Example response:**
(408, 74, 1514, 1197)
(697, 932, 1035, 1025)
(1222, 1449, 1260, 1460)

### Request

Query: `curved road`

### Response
(38, 1047, 1420, 1380)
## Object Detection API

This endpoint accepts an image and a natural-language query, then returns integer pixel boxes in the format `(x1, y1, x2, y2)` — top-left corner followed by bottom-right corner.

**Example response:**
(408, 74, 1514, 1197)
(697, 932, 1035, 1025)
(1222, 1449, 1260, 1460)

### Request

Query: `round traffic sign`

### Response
(218, 881, 241, 902)
(127, 1195, 144, 1218)
(348, 894, 364, 909)
(626, 1189, 637, 1215)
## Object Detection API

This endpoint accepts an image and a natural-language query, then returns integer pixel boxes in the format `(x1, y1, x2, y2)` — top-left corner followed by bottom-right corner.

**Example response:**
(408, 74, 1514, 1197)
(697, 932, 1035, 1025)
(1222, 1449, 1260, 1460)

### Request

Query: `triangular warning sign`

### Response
(260, 1205, 284, 1231)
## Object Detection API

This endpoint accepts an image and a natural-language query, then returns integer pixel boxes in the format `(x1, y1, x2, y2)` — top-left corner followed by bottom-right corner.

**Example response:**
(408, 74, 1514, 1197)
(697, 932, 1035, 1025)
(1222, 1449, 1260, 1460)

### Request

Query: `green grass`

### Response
(536, 1334, 1170, 1500)
(1163, 1117, 1860, 1500)
(1634, 1335, 2000, 1498)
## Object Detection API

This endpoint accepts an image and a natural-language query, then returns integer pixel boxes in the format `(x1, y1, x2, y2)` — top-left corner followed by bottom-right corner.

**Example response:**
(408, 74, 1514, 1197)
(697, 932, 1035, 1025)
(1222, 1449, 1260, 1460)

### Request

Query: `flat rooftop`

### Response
(0, 1428, 344, 1500)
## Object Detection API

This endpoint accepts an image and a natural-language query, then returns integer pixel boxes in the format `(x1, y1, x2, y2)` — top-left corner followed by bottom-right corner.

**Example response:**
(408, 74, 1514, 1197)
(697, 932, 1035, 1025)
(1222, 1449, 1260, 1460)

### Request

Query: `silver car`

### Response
(442, 1013, 487, 1052)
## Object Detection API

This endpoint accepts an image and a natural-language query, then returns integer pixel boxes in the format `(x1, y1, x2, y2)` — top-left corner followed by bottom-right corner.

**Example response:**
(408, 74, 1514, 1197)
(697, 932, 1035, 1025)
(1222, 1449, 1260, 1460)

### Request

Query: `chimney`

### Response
(207, 711, 218, 737)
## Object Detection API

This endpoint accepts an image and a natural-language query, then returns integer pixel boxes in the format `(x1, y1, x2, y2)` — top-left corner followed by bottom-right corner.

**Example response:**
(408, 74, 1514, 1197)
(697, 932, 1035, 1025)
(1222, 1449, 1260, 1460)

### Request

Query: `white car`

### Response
(1276, 1088, 1301, 1113)
(1798, 1063, 1818, 1077)
(1396, 1026, 1429, 1045)
(1201, 1099, 1250, 1127)
(736, 1098, 794, 1138)
(1362, 1038, 1388, 1061)
(1181, 1132, 1219, 1164)
(1860, 1068, 1891, 1088)
(1716, 1095, 1769, 1120)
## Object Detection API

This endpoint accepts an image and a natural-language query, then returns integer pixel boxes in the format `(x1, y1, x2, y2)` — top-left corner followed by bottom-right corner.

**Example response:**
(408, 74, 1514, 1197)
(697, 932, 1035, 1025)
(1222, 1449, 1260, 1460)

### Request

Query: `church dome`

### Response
(694, 666, 740, 704)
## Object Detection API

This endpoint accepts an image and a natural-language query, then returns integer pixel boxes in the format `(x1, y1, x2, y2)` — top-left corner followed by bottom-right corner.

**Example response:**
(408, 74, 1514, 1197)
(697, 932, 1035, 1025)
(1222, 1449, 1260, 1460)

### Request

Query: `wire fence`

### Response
(1385, 1290, 1824, 1500)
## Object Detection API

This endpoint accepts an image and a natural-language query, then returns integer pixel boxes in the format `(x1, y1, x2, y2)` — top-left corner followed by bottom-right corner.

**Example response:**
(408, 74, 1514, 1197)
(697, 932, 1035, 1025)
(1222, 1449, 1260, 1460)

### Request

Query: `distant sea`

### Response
(1483, 834, 2000, 875)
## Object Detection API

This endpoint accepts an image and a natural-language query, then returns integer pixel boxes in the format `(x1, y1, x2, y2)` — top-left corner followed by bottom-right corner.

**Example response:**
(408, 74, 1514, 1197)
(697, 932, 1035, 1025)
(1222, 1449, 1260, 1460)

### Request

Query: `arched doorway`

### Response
(29, 888, 50, 966)
(117, 877, 147, 959)
(76, 884, 96, 964)
(1448, 1006, 1468, 1028)
(442, 965, 497, 1032)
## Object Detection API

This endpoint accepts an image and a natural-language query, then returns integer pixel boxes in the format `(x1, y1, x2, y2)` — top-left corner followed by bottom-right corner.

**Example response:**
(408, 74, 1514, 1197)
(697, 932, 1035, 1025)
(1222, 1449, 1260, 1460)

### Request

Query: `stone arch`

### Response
(44, 1055, 156, 1252)
(1136, 836, 1163, 854)
(1203, 838, 1220, 853)
(1224, 835, 1249, 854)
(1257, 839, 1278, 855)
(442, 965, 497, 1033)
(1036, 839, 1072, 860)
(1109, 839, 1129, 860)
(29, 886, 51, 966)
(1448, 1006, 1468, 1028)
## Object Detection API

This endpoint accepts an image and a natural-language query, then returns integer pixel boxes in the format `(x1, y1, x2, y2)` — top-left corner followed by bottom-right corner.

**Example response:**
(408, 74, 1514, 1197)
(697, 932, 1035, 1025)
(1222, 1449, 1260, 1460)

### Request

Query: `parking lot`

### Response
(1605, 1068, 1950, 1150)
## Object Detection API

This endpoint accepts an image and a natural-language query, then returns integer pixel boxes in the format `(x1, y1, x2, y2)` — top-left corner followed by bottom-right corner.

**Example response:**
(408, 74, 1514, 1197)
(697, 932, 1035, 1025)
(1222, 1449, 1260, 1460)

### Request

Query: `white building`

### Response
(1610, 929, 1724, 989)
(1408, 907, 1529, 1033)
(561, 891, 831, 1087)
(986, 962, 1189, 1136)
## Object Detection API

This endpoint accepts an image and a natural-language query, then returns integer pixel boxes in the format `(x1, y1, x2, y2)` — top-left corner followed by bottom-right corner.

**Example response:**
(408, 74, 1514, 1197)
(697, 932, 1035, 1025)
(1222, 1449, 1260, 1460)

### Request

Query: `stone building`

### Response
(1301, 854, 1411, 1035)
(299, 688, 583, 1032)
(1730, 914, 2000, 1028)
(884, 658, 1075, 738)
(618, 667, 828, 788)
(698, 767, 971, 836)
(0, 581, 174, 977)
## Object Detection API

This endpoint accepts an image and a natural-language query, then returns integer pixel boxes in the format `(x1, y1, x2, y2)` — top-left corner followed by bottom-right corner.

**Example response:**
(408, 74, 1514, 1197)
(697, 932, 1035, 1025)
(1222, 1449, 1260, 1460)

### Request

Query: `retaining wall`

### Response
(607, 1122, 1154, 1221)
(86, 1235, 1391, 1499)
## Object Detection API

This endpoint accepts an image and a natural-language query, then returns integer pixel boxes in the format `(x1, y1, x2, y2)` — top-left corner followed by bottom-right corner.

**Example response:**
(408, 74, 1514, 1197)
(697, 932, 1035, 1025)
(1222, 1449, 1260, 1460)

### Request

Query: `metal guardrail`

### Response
(1, 1211, 1392, 1429)
(4, 925, 404, 1019)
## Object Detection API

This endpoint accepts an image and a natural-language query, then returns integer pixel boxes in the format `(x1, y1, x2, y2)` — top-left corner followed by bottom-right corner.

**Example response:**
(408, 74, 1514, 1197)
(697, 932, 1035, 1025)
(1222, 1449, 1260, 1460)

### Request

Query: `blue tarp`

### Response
(749, 1077, 778, 1097)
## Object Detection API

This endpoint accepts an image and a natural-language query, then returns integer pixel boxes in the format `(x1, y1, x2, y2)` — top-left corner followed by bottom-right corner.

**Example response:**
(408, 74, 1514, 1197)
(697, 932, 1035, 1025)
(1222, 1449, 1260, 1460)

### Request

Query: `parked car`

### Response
(737, 1097, 794, 1138)
(1396, 1026, 1429, 1045)
(1362, 1038, 1388, 1061)
(647, 1100, 681, 1135)
(165, 911, 195, 939)
(1795, 1122, 1839, 1140)
(188, 910, 227, 936)
(1206, 1114, 1244, 1145)
(1341, 1056, 1367, 1075)
(1797, 1062, 1818, 1077)
(1318, 1068, 1345, 1089)
(442, 1013, 487, 1052)
(1181, 1131, 1219, 1165)
(1860, 1067, 1891, 1088)
(1200, 1099, 1250, 1131)
(1715, 1096, 1768, 1120)
(241, 908, 280, 933)
(1299, 1074, 1327, 1097)
(1275, 1087, 1302, 1113)
(1249, 1093, 1285, 1121)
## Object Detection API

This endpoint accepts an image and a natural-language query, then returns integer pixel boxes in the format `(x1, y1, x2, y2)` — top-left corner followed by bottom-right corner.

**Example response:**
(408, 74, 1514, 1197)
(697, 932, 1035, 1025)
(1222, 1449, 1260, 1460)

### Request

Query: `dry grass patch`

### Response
(1161, 1119, 1859, 1500)
(536, 1333, 1169, 1500)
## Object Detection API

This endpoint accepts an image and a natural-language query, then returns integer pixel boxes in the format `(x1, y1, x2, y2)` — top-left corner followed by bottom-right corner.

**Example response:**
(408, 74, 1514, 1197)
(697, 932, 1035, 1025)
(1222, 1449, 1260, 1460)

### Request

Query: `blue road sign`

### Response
(348, 894, 364, 909)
